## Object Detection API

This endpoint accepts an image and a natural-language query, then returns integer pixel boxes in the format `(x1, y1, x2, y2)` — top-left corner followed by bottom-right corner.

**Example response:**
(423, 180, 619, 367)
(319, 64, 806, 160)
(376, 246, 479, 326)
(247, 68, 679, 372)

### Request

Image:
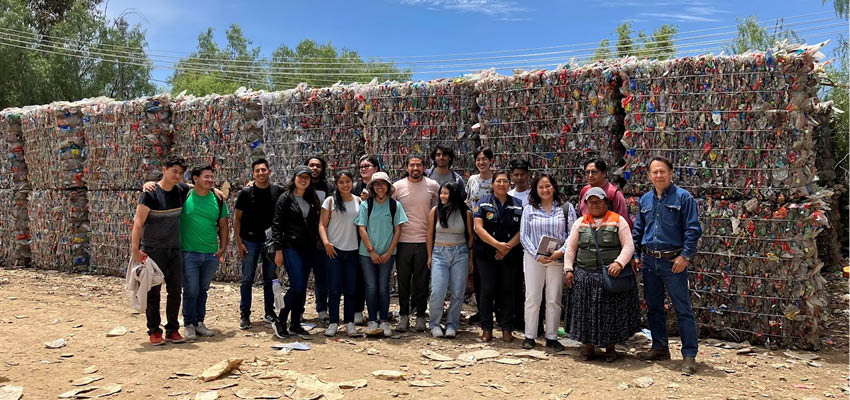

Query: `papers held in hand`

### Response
(536, 235, 564, 256)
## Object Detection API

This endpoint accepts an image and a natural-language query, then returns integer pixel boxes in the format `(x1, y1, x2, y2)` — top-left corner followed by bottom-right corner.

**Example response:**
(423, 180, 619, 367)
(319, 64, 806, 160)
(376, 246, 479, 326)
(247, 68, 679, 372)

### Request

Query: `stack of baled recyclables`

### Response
(0, 107, 32, 267)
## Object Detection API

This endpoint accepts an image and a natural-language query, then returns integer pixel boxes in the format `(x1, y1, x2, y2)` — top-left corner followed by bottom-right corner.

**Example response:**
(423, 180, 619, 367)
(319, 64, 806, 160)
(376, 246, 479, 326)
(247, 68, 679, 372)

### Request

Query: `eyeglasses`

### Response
(359, 164, 374, 170)
(584, 170, 601, 176)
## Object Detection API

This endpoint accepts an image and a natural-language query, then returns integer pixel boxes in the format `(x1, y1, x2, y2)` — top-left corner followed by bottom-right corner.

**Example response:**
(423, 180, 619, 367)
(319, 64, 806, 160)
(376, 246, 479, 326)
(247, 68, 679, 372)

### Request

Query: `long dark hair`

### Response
(287, 175, 319, 210)
(437, 181, 467, 229)
(332, 170, 355, 213)
(528, 173, 562, 209)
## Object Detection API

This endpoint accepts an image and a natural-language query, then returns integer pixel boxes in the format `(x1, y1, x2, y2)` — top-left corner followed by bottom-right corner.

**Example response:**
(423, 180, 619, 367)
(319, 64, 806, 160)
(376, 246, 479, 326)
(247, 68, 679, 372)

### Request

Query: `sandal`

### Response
(579, 344, 595, 361)
(604, 346, 619, 363)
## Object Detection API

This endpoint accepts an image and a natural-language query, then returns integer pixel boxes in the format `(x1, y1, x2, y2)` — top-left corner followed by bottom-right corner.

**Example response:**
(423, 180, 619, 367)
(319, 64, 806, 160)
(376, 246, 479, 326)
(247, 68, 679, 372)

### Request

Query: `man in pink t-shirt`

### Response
(392, 153, 440, 332)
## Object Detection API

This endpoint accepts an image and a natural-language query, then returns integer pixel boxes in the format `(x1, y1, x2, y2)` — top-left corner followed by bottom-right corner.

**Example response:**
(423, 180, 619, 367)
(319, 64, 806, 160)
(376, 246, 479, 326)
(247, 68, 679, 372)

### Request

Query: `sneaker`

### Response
(324, 323, 338, 337)
(272, 318, 290, 339)
(545, 339, 565, 352)
(240, 316, 252, 330)
(431, 326, 444, 338)
(521, 338, 536, 349)
(196, 322, 215, 337)
(289, 324, 310, 336)
(263, 314, 276, 325)
(444, 327, 457, 339)
(380, 321, 392, 337)
(414, 316, 427, 332)
(165, 331, 185, 343)
(366, 321, 381, 336)
(346, 322, 359, 337)
(353, 312, 365, 325)
(317, 311, 330, 323)
(396, 315, 409, 332)
(149, 332, 165, 346)
(468, 313, 480, 323)
(183, 325, 197, 341)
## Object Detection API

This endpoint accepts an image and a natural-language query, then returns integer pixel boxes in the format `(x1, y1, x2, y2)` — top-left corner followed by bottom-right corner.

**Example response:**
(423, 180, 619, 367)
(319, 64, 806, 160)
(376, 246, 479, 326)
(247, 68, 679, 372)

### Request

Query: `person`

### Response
(350, 155, 379, 325)
(234, 159, 284, 330)
(426, 181, 474, 338)
(518, 173, 576, 351)
(425, 144, 466, 189)
(465, 147, 494, 324)
(632, 156, 703, 375)
(578, 158, 632, 228)
(271, 166, 321, 339)
(473, 170, 523, 342)
(305, 155, 335, 323)
(319, 170, 361, 337)
(563, 187, 639, 362)
(356, 172, 407, 337)
(392, 153, 440, 332)
(506, 158, 531, 330)
(180, 165, 229, 340)
(130, 156, 189, 345)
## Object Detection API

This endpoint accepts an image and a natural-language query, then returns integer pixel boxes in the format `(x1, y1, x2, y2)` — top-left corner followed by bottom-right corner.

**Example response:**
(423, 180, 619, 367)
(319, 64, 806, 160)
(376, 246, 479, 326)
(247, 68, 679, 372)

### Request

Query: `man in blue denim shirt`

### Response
(631, 156, 703, 375)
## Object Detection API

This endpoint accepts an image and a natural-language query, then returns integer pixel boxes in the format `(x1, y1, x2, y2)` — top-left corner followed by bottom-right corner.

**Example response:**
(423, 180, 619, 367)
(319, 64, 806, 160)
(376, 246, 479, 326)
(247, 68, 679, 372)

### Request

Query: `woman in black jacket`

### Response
(271, 166, 320, 338)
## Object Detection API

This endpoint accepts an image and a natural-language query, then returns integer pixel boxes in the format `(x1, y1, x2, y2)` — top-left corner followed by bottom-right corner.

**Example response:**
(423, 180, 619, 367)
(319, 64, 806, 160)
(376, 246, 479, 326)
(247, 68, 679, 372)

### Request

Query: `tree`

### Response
(592, 39, 612, 62)
(638, 25, 678, 60)
(593, 22, 678, 61)
(725, 16, 801, 55)
(615, 23, 635, 58)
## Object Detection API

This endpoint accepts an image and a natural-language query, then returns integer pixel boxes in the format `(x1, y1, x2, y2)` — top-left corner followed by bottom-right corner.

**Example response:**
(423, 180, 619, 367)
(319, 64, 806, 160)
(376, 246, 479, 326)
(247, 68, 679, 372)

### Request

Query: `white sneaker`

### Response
(445, 327, 457, 338)
(324, 323, 338, 337)
(353, 312, 364, 325)
(396, 315, 409, 332)
(196, 322, 215, 337)
(431, 326, 444, 338)
(414, 316, 427, 332)
(366, 321, 380, 333)
(380, 321, 392, 337)
(184, 325, 197, 341)
(346, 322, 358, 337)
(318, 311, 330, 323)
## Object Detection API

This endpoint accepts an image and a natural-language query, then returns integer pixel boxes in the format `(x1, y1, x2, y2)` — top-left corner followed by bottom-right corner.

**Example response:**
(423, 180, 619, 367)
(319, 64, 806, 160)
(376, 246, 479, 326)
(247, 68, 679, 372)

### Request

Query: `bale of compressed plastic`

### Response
(86, 190, 138, 276)
(28, 189, 89, 272)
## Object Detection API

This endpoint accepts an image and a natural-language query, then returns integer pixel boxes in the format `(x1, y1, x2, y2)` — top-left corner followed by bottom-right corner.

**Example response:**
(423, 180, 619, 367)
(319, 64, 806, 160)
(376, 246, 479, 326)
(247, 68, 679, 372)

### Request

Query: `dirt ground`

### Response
(0, 268, 847, 400)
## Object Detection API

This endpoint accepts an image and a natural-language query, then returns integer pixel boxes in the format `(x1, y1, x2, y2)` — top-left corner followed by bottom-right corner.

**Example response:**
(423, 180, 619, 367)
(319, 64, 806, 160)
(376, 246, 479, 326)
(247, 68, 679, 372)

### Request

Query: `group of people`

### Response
(130, 144, 704, 375)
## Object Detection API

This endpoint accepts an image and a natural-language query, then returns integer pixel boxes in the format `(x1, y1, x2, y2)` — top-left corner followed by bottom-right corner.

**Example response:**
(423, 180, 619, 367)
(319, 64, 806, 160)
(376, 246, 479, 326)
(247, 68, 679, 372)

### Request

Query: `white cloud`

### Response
(639, 12, 720, 23)
(595, 0, 731, 22)
(396, 0, 530, 19)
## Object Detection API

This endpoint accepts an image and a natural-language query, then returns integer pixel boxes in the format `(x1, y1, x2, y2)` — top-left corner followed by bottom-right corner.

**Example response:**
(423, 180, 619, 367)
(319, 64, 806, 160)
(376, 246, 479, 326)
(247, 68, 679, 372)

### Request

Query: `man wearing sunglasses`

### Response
(578, 158, 632, 229)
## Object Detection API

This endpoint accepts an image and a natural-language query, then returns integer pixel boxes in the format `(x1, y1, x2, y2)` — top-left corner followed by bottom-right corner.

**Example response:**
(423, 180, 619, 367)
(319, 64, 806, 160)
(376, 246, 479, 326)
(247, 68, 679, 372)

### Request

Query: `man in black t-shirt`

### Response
(130, 156, 189, 346)
(234, 159, 285, 330)
(305, 155, 335, 323)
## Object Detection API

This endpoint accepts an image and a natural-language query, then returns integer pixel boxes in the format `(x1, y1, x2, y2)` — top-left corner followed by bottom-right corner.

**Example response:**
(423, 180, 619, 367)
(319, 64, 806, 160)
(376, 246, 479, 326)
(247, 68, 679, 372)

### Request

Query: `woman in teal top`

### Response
(355, 172, 407, 337)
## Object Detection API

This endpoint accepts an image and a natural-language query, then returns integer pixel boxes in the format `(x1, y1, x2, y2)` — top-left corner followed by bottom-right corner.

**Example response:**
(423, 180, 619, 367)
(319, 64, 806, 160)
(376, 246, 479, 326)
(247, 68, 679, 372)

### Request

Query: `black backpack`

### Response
(366, 196, 397, 224)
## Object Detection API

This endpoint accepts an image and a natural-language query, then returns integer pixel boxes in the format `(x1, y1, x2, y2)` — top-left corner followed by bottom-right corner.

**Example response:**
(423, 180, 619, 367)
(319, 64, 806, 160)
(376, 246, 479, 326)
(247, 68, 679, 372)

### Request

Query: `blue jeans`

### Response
(279, 248, 314, 324)
(642, 255, 699, 358)
(313, 248, 329, 314)
(182, 251, 220, 327)
(360, 255, 395, 322)
(239, 240, 277, 318)
(428, 244, 469, 330)
(325, 249, 358, 324)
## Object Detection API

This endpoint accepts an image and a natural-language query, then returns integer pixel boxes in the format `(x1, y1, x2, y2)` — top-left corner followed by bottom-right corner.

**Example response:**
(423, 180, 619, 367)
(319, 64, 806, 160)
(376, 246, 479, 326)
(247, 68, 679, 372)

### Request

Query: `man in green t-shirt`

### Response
(181, 165, 230, 340)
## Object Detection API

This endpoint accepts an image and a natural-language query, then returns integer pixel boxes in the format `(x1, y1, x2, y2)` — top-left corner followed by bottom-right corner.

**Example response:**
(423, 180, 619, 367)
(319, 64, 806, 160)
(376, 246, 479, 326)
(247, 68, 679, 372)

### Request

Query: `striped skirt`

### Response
(568, 267, 641, 346)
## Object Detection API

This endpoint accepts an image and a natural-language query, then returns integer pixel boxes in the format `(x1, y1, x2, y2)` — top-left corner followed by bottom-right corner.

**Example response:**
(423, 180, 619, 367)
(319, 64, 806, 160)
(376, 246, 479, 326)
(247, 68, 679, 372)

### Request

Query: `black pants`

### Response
(396, 243, 429, 317)
(477, 252, 517, 331)
(512, 260, 525, 330)
(472, 255, 482, 313)
(143, 246, 183, 335)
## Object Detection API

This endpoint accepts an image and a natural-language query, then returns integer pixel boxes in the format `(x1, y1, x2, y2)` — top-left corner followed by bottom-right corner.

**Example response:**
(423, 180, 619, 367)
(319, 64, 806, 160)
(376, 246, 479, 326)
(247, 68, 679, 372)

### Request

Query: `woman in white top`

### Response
(319, 170, 361, 337)
(466, 147, 494, 208)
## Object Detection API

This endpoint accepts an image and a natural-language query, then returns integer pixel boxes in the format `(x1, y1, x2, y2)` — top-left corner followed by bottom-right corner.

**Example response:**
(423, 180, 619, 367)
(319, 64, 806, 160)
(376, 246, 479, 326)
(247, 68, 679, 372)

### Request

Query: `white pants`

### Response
(523, 251, 564, 341)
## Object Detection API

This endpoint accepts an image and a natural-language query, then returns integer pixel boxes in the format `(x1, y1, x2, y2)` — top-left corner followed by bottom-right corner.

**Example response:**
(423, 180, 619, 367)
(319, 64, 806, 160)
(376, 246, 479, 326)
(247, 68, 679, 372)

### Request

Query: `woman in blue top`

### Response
(519, 173, 576, 351)
(355, 172, 408, 337)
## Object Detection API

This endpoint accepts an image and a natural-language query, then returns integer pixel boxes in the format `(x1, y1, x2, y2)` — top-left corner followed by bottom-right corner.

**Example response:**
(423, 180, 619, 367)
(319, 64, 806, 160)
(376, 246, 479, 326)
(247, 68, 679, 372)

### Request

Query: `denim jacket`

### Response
(631, 183, 702, 259)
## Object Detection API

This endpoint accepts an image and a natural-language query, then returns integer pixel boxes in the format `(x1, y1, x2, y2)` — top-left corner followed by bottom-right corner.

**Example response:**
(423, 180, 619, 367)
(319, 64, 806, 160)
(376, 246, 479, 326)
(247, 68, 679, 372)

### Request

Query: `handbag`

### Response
(590, 227, 635, 293)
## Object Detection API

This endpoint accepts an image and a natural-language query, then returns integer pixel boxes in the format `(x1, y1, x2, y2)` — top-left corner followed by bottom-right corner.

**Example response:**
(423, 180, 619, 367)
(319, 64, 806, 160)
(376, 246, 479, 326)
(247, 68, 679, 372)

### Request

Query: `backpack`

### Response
(366, 196, 397, 224)
(185, 188, 225, 220)
(325, 196, 361, 221)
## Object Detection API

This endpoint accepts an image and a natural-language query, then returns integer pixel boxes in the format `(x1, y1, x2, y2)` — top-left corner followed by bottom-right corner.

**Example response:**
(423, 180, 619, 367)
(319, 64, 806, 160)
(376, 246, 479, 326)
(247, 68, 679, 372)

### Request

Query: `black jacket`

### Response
(271, 191, 320, 251)
(473, 193, 523, 259)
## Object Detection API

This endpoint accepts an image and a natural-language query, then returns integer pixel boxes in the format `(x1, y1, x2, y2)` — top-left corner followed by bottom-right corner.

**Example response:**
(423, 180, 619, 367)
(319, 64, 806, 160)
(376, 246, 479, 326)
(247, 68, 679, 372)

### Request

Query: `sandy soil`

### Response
(0, 268, 847, 400)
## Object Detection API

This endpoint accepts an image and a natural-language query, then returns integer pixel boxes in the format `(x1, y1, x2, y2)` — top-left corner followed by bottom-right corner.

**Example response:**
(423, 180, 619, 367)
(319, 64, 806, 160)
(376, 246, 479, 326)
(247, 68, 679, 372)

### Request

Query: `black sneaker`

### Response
(240, 315, 252, 330)
(522, 338, 536, 349)
(546, 339, 565, 352)
(272, 318, 289, 339)
(289, 324, 310, 336)
(262, 314, 276, 325)
(468, 313, 481, 324)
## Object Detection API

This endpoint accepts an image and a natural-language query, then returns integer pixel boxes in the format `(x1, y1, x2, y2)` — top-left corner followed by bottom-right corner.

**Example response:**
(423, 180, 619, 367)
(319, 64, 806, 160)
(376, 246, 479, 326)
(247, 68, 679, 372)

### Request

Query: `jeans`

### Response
(642, 255, 699, 358)
(325, 249, 358, 324)
(312, 248, 329, 314)
(143, 247, 182, 335)
(182, 251, 220, 327)
(239, 239, 277, 319)
(396, 243, 429, 317)
(360, 255, 395, 322)
(279, 248, 314, 325)
(428, 245, 469, 330)
(477, 250, 519, 331)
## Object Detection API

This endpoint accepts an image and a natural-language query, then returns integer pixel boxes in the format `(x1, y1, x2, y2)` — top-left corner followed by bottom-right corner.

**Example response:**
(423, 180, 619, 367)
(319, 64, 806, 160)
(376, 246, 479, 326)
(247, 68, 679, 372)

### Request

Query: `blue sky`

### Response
(102, 0, 848, 88)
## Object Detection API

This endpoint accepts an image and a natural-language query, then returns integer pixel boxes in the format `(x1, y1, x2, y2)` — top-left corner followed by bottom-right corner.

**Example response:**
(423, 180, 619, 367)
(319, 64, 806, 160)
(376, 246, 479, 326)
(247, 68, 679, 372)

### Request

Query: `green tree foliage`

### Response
(593, 22, 678, 61)
(0, 0, 154, 108)
(725, 17, 801, 54)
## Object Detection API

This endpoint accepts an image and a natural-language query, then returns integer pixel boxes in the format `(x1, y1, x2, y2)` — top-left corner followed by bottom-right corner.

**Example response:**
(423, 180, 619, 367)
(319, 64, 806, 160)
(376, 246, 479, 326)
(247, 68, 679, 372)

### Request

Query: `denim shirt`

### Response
(631, 183, 703, 259)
